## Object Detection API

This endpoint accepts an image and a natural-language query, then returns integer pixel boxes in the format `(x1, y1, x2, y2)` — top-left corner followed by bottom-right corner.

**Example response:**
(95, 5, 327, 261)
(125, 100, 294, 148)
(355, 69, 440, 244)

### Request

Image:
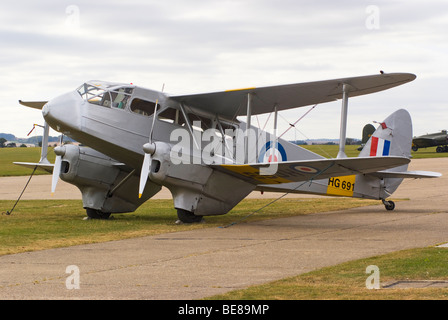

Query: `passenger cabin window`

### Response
(188, 113, 212, 132)
(158, 108, 186, 126)
(130, 98, 160, 116)
(110, 88, 133, 109)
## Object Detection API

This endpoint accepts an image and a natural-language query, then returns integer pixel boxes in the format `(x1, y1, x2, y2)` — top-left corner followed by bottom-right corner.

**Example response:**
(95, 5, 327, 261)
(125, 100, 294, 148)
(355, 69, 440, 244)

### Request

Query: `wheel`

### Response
(176, 209, 203, 224)
(383, 200, 395, 211)
(86, 208, 112, 220)
(411, 146, 418, 152)
(436, 146, 443, 153)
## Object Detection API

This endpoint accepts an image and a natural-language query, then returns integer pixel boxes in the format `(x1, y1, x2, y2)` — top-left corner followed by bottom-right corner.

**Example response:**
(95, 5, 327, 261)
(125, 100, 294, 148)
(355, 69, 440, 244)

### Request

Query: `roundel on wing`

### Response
(291, 165, 319, 174)
(258, 141, 287, 163)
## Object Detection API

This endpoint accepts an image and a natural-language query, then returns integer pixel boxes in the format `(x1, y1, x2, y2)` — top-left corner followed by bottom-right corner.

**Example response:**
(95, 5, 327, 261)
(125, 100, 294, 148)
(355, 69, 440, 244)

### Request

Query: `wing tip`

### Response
(18, 100, 48, 110)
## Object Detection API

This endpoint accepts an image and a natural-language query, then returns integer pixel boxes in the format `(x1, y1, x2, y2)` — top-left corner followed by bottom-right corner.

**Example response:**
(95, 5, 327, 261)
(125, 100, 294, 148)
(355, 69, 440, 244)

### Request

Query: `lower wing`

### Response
(212, 156, 410, 185)
(13, 162, 54, 174)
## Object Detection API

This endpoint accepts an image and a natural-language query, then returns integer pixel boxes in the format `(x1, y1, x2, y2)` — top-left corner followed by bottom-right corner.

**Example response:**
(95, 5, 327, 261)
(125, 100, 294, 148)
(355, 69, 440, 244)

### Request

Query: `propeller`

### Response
(51, 136, 65, 195)
(138, 97, 161, 198)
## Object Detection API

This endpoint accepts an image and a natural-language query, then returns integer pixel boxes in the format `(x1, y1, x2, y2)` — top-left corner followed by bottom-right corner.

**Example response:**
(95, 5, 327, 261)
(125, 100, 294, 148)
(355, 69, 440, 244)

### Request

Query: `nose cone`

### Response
(43, 91, 82, 134)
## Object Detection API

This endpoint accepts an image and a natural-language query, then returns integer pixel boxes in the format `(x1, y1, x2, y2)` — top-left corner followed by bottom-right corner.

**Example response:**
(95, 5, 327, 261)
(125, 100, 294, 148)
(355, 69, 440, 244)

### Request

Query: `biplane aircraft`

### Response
(16, 72, 441, 222)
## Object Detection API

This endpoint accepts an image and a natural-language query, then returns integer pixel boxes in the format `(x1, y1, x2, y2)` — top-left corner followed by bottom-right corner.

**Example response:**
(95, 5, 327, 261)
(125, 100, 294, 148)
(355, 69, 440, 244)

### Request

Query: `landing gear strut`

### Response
(176, 209, 203, 224)
(382, 199, 395, 211)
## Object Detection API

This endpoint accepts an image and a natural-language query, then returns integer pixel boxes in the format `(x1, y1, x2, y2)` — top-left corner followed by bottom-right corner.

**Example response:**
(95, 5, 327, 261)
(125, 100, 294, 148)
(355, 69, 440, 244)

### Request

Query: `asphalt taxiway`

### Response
(0, 158, 447, 299)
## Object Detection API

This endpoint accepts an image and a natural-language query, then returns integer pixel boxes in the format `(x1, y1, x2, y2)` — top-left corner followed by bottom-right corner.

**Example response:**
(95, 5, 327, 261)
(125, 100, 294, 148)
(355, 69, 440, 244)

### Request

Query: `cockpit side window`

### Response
(77, 84, 134, 109)
(77, 84, 112, 107)
(130, 98, 160, 116)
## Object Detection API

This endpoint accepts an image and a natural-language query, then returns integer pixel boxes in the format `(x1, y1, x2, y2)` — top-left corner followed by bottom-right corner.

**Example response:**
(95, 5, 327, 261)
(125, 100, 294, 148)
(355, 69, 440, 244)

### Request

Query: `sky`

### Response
(1, 0, 447, 142)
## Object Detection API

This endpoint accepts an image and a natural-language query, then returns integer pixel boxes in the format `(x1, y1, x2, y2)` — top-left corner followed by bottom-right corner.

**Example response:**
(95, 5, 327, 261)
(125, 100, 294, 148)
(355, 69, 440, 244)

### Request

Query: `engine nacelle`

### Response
(147, 142, 255, 216)
(58, 145, 161, 214)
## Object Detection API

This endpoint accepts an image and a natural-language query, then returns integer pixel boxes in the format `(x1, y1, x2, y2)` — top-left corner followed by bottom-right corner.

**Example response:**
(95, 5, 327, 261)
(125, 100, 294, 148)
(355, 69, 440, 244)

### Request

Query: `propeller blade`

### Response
(138, 143, 157, 198)
(51, 155, 62, 195)
(139, 153, 151, 199)
(52, 145, 66, 195)
(139, 96, 160, 198)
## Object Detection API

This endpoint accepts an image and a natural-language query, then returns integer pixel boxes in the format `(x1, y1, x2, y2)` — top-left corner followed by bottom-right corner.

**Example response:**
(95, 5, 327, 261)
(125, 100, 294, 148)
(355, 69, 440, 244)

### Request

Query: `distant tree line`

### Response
(0, 138, 28, 148)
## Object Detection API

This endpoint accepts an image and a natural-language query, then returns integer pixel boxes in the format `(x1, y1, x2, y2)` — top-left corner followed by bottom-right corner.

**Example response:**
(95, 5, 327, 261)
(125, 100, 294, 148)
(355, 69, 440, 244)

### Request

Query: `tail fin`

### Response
(359, 109, 412, 199)
(359, 109, 412, 159)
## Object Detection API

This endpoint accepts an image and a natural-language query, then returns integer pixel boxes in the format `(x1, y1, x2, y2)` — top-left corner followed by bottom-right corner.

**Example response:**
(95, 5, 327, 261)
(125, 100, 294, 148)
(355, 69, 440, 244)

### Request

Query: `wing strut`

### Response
(40, 122, 51, 164)
(260, 105, 279, 175)
(244, 93, 252, 164)
(337, 84, 351, 159)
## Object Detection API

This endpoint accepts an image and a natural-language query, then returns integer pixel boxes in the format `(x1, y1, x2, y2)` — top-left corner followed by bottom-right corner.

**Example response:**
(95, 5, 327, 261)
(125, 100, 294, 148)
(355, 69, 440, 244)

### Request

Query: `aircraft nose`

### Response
(42, 91, 82, 134)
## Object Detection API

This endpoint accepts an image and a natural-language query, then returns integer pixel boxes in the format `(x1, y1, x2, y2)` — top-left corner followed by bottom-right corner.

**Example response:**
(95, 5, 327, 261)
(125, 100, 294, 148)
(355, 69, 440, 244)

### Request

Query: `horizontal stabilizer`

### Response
(369, 170, 442, 179)
(13, 162, 54, 174)
(18, 100, 48, 110)
(212, 156, 410, 185)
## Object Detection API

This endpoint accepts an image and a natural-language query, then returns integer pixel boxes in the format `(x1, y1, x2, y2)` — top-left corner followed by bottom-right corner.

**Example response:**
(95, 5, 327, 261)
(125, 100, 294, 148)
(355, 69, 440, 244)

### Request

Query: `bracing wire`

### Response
(2, 166, 38, 216)
(219, 162, 335, 228)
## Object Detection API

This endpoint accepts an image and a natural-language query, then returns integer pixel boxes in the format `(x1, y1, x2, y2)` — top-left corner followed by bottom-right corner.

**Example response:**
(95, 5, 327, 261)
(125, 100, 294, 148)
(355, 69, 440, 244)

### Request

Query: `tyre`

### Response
(176, 209, 203, 223)
(86, 208, 112, 220)
(384, 200, 395, 211)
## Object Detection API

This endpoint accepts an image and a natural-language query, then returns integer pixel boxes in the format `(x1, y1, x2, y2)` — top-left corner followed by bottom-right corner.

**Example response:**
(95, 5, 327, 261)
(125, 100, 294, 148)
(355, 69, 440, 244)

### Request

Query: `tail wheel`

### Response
(382, 200, 395, 211)
(176, 209, 203, 224)
(86, 208, 112, 220)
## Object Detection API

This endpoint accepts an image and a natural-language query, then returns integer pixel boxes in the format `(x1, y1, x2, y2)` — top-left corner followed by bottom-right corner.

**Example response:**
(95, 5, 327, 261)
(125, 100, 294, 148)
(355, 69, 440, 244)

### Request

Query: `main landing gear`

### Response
(436, 146, 448, 153)
(176, 209, 203, 224)
(382, 199, 395, 211)
(85, 208, 112, 220)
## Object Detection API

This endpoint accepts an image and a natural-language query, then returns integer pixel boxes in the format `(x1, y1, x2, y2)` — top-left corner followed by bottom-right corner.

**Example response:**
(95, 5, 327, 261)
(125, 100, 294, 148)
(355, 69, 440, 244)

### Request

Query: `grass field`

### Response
(0, 147, 55, 177)
(207, 247, 448, 300)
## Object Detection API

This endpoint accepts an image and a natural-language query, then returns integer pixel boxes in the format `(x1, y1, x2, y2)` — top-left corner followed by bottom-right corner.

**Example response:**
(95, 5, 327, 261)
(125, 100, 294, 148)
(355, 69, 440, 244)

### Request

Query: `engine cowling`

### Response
(57, 145, 161, 214)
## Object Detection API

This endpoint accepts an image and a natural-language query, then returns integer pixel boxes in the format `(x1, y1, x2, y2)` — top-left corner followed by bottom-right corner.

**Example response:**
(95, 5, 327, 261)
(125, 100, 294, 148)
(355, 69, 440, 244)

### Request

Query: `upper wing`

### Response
(169, 73, 416, 118)
(211, 156, 410, 185)
(19, 100, 48, 110)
